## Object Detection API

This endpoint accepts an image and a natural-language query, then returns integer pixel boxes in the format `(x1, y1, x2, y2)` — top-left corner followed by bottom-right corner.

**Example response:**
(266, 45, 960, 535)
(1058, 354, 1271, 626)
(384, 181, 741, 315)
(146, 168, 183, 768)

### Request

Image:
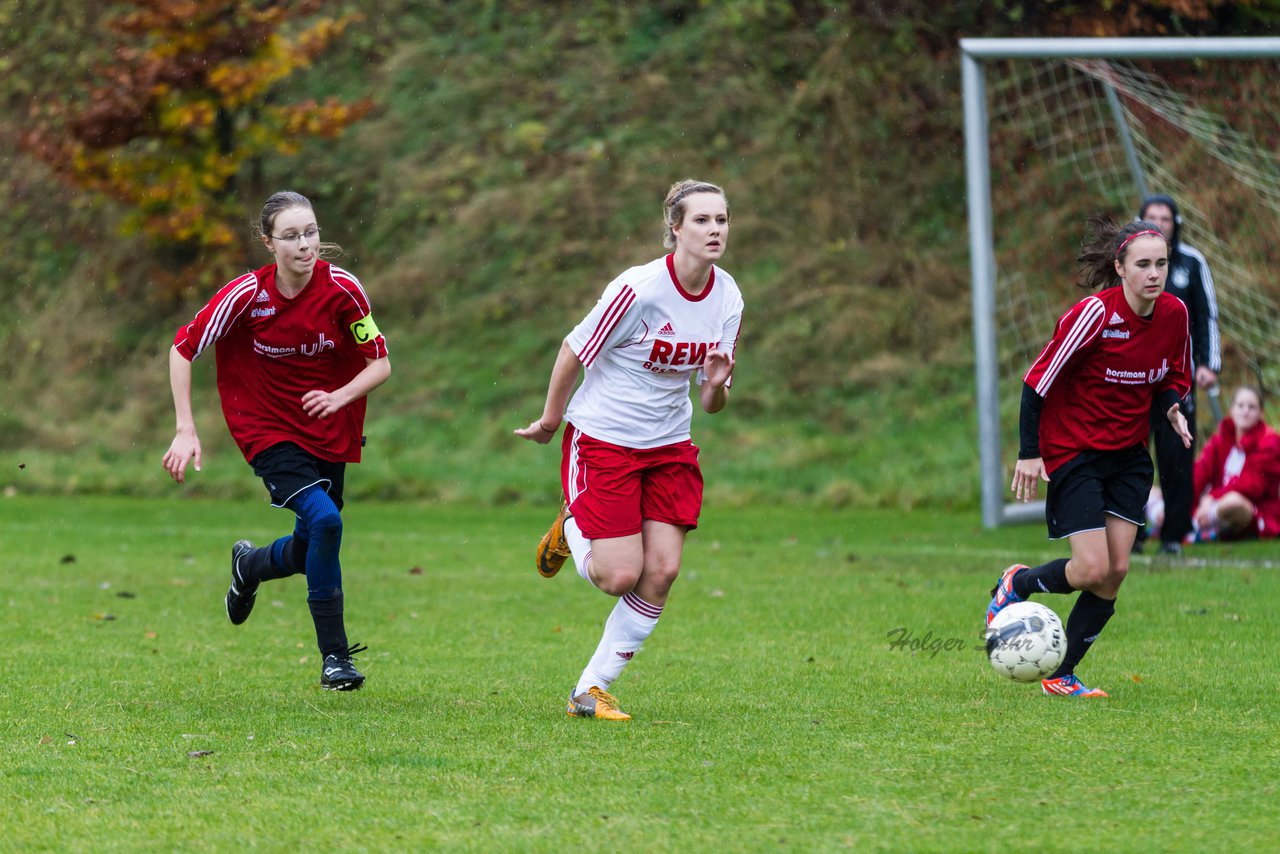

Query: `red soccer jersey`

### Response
(173, 260, 388, 464)
(1024, 287, 1191, 475)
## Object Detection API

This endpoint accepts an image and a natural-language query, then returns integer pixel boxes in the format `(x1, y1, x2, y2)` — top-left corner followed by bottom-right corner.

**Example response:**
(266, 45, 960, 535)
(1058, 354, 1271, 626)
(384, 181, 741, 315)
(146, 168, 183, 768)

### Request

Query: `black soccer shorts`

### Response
(1044, 445, 1153, 540)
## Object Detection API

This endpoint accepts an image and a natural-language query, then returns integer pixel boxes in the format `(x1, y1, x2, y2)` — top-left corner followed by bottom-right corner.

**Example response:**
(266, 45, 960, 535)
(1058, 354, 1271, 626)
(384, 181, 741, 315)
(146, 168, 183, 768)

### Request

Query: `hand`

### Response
(1195, 366, 1218, 390)
(514, 419, 559, 444)
(704, 347, 734, 388)
(1011, 457, 1048, 502)
(302, 389, 346, 419)
(1166, 402, 1193, 449)
(162, 428, 202, 484)
(1194, 496, 1217, 530)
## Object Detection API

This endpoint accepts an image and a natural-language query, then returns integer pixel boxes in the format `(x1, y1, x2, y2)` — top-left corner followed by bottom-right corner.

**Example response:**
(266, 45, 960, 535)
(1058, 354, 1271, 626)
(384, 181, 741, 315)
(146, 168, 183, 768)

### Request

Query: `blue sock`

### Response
(289, 486, 343, 600)
(265, 518, 308, 581)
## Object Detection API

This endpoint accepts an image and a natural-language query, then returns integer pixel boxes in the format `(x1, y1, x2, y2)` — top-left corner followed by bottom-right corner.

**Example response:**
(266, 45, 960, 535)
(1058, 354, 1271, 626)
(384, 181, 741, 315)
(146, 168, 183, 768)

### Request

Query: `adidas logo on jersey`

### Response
(1108, 311, 1124, 326)
(657, 322, 675, 336)
(256, 290, 270, 303)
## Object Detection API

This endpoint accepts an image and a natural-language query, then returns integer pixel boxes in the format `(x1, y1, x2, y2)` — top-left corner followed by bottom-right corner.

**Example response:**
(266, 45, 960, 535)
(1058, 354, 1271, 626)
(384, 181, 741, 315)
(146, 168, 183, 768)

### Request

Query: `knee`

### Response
(589, 551, 642, 596)
(1217, 493, 1254, 530)
(307, 508, 343, 545)
(1072, 553, 1121, 589)
(643, 557, 682, 597)
(594, 566, 642, 597)
(1107, 560, 1129, 589)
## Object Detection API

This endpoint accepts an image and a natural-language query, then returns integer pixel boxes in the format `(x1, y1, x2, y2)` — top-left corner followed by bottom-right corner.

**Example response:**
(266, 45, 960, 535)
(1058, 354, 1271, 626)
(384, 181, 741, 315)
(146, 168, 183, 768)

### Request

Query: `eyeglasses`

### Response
(270, 227, 321, 244)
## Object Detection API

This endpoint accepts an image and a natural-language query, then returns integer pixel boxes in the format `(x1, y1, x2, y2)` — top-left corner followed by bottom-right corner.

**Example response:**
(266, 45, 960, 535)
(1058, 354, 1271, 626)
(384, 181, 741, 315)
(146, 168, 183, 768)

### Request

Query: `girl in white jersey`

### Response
(515, 179, 743, 720)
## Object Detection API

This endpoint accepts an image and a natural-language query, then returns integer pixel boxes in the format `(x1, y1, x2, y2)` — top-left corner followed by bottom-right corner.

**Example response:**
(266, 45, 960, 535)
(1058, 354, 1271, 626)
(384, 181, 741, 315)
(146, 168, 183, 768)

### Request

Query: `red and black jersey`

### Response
(1024, 287, 1191, 475)
(173, 260, 388, 464)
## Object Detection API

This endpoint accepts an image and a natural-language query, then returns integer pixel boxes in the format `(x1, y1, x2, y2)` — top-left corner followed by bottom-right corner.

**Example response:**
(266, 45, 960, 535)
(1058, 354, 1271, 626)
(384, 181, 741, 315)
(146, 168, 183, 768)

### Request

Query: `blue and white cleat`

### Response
(985, 563, 1028, 627)
(1041, 674, 1108, 698)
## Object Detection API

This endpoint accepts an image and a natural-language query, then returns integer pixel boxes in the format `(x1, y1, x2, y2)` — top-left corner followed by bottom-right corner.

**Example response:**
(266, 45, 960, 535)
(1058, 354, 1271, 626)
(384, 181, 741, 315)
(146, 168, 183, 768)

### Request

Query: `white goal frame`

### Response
(962, 37, 1280, 529)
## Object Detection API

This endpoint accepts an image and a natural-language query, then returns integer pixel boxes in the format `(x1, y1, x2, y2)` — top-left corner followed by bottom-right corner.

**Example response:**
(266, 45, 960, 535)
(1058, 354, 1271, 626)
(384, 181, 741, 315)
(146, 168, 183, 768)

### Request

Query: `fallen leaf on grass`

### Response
(40, 735, 53, 744)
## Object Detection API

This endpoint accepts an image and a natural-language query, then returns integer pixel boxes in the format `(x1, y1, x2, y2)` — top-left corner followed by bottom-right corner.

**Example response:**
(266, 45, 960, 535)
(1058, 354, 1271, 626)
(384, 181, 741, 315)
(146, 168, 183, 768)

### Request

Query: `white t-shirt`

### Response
(564, 254, 744, 449)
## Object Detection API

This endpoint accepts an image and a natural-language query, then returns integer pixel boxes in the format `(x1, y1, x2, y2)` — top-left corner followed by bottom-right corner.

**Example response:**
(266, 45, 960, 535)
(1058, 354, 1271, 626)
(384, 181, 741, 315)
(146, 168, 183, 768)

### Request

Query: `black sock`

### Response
(237, 545, 273, 587)
(1050, 591, 1116, 678)
(1013, 558, 1073, 599)
(307, 591, 348, 659)
(260, 536, 306, 581)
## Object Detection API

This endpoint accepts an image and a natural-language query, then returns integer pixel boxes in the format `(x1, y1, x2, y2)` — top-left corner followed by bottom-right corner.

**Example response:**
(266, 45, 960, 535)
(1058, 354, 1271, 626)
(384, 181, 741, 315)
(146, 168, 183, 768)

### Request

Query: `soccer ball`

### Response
(985, 601, 1066, 683)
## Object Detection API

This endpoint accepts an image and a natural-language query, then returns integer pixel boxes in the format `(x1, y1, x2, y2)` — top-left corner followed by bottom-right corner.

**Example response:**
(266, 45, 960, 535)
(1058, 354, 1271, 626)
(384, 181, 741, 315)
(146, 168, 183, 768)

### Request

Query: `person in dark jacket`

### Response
(1133, 193, 1221, 557)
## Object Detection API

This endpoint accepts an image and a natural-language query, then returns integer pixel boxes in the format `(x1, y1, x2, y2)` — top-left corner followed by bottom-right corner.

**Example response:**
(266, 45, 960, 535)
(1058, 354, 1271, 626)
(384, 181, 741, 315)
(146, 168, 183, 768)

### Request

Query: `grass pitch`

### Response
(3, 495, 1277, 851)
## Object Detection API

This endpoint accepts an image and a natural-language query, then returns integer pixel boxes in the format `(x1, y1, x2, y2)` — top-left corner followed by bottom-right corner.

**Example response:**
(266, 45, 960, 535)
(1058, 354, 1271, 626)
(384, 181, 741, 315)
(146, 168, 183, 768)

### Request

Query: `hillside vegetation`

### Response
(2, 0, 1271, 509)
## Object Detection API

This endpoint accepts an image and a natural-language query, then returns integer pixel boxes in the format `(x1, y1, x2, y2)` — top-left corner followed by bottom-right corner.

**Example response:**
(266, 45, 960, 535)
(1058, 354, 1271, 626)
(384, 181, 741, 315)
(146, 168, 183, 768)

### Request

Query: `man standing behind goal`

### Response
(1133, 193, 1221, 557)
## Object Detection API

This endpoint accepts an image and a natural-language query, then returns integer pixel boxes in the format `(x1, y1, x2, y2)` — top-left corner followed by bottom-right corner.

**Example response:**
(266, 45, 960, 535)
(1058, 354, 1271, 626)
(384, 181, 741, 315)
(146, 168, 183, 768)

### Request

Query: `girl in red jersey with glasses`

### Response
(163, 191, 390, 691)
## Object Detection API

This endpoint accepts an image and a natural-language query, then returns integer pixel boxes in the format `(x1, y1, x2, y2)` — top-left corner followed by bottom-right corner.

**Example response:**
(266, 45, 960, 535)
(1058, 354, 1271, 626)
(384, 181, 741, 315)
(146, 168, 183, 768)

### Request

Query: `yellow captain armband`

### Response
(349, 314, 381, 344)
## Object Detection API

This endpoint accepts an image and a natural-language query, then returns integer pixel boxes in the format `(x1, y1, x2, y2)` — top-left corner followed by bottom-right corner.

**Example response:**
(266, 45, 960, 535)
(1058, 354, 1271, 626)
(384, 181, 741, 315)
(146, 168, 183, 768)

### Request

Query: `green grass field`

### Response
(4, 495, 1277, 851)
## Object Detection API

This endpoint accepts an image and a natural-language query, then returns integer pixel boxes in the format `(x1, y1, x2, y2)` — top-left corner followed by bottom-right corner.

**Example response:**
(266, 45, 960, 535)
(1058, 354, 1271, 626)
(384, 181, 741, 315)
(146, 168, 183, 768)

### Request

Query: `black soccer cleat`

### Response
(321, 643, 369, 691)
(226, 540, 261, 626)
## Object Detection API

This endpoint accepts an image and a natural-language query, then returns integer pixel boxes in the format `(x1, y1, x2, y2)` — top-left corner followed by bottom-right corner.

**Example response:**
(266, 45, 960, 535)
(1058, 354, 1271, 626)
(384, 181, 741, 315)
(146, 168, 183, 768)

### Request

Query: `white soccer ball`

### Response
(985, 601, 1066, 683)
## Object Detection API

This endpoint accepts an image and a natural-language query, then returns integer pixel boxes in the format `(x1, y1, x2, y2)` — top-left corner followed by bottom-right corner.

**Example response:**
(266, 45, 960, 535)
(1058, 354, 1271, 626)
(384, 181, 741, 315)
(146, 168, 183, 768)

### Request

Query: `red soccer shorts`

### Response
(560, 424, 703, 539)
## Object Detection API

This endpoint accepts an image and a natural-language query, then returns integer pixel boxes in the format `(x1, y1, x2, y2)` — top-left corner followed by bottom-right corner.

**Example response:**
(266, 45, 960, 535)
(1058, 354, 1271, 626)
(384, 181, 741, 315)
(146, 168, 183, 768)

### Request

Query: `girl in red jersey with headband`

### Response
(985, 215, 1191, 698)
(515, 179, 743, 721)
(163, 191, 390, 691)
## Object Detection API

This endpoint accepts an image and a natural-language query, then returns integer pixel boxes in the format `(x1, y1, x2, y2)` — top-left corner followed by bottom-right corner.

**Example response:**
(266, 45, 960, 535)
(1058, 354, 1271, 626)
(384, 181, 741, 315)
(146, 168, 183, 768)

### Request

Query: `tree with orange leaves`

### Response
(22, 0, 373, 257)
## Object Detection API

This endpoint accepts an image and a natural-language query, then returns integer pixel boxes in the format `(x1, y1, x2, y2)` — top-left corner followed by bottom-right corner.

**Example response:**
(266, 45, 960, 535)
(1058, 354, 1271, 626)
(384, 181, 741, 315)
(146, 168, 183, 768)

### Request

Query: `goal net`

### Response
(963, 39, 1280, 527)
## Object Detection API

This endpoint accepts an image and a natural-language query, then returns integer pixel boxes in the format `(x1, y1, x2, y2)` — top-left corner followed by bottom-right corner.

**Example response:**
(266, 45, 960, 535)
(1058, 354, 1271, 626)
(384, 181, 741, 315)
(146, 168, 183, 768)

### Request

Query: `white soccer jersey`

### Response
(564, 254, 744, 449)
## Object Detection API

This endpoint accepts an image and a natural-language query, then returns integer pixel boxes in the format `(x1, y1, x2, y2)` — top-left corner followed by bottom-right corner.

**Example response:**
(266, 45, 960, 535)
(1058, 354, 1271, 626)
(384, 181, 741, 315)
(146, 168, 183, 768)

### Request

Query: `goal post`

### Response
(962, 37, 1280, 529)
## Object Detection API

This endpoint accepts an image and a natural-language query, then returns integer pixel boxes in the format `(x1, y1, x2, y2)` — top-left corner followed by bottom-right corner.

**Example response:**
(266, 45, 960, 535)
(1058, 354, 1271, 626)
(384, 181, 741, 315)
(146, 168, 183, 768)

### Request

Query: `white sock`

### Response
(574, 592, 663, 697)
(563, 516, 593, 584)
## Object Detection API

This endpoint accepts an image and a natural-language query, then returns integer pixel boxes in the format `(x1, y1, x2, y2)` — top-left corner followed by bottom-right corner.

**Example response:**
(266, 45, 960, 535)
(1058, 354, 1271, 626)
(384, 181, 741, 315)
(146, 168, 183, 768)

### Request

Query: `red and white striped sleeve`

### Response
(1022, 295, 1106, 398)
(172, 273, 259, 361)
(565, 279, 640, 369)
(1155, 296, 1192, 402)
(331, 265, 389, 359)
